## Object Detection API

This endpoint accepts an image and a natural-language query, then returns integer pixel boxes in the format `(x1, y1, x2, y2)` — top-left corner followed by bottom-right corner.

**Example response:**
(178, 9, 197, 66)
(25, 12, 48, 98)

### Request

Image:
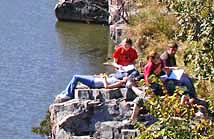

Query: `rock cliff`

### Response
(49, 87, 156, 139)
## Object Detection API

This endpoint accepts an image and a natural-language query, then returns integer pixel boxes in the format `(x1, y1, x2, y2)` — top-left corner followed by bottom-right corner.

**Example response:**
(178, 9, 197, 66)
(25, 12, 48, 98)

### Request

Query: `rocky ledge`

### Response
(49, 87, 156, 139)
(55, 0, 109, 24)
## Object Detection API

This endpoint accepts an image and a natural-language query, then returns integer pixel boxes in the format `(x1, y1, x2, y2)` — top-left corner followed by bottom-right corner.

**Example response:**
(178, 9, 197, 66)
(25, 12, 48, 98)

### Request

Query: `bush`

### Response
(161, 0, 214, 80)
(32, 111, 51, 137)
(126, 0, 214, 138)
(136, 79, 214, 139)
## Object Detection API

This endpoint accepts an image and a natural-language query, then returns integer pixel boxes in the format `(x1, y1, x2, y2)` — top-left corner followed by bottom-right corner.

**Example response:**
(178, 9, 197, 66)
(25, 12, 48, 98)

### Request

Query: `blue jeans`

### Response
(150, 83, 163, 96)
(168, 74, 196, 98)
(65, 75, 97, 98)
(178, 75, 196, 98)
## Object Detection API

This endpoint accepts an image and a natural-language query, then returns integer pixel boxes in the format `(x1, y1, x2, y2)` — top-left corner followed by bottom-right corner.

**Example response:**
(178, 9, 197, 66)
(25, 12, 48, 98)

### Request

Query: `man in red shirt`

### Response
(112, 38, 138, 68)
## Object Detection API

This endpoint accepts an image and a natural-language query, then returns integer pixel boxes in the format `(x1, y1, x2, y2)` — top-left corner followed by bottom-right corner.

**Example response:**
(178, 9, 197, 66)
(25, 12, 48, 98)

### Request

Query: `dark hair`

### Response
(125, 38, 133, 45)
(167, 41, 178, 49)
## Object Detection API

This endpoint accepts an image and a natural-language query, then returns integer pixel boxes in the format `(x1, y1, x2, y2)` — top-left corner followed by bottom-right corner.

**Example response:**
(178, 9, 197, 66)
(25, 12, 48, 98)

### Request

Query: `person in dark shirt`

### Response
(160, 42, 178, 67)
(160, 42, 196, 98)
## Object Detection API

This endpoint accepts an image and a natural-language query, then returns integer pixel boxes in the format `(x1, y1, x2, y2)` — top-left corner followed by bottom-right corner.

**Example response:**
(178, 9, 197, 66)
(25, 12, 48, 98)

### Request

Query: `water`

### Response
(0, 0, 112, 138)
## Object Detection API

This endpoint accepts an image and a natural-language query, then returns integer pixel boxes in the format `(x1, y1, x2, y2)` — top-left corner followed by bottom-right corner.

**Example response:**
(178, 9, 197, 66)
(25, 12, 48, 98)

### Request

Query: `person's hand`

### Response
(118, 65, 123, 70)
(122, 76, 129, 82)
(164, 67, 172, 76)
(160, 77, 167, 82)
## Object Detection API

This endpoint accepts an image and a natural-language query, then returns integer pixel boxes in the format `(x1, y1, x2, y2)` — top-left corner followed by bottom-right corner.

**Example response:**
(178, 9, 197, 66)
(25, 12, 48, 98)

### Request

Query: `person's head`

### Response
(122, 38, 132, 49)
(147, 51, 161, 64)
(166, 42, 178, 55)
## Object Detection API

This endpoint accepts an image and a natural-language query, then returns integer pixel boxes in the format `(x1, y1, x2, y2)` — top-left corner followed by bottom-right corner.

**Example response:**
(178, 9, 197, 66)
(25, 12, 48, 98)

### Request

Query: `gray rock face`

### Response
(93, 121, 134, 139)
(74, 88, 136, 101)
(55, 0, 109, 24)
(49, 88, 140, 139)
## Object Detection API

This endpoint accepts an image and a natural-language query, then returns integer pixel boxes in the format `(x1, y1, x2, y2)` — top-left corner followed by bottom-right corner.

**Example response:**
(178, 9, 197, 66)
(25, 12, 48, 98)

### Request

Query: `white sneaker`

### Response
(122, 119, 136, 125)
(195, 111, 204, 118)
(122, 119, 131, 124)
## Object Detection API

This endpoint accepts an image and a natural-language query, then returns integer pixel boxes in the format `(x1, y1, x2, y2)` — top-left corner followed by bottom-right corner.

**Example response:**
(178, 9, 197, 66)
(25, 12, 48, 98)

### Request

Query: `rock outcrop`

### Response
(49, 87, 152, 139)
(55, 0, 109, 24)
(54, 0, 133, 43)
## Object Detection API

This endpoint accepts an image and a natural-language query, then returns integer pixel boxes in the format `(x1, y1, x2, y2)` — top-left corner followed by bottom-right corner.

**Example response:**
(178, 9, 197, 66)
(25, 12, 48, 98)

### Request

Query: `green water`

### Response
(0, 0, 113, 138)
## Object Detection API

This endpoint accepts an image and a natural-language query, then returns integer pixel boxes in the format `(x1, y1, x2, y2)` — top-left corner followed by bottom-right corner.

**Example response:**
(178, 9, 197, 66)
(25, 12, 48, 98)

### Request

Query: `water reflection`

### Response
(55, 21, 114, 74)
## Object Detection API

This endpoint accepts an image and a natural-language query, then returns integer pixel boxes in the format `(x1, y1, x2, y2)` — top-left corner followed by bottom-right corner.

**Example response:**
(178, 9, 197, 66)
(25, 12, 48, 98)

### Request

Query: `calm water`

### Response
(0, 0, 112, 138)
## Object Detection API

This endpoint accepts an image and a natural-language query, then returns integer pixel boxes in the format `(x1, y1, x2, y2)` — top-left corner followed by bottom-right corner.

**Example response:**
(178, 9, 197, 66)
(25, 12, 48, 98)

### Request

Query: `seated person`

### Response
(143, 51, 167, 95)
(129, 50, 197, 122)
(112, 38, 138, 69)
(127, 51, 166, 122)
(160, 41, 178, 67)
(160, 42, 196, 98)
(145, 51, 196, 98)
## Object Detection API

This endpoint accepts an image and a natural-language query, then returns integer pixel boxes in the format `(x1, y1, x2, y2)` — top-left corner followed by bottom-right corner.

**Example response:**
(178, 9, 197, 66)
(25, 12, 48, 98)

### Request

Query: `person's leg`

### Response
(65, 75, 95, 98)
(130, 104, 140, 122)
(131, 86, 145, 97)
(128, 70, 139, 78)
(164, 80, 176, 96)
(150, 83, 163, 96)
(131, 97, 144, 121)
(179, 75, 196, 98)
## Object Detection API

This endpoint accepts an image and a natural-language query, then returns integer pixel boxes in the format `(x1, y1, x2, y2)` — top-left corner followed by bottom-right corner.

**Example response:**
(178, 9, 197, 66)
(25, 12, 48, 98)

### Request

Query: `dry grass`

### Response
(124, 0, 178, 61)
(126, 0, 214, 114)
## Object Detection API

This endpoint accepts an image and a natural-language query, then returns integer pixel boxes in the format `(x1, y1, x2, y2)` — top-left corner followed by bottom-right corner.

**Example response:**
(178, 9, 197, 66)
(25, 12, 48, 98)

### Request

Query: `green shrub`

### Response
(32, 111, 51, 137)
(136, 79, 214, 139)
(161, 0, 214, 80)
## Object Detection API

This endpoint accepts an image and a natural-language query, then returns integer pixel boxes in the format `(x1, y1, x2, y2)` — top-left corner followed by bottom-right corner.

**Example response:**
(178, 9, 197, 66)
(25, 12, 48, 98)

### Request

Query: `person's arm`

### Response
(102, 76, 127, 89)
(112, 59, 122, 69)
(143, 62, 153, 84)
(112, 47, 122, 67)
(131, 86, 145, 96)
(160, 52, 169, 67)
(130, 48, 138, 64)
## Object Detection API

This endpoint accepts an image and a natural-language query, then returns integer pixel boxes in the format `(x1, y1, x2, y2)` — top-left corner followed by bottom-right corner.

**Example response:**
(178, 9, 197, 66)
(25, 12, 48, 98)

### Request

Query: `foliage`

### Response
(136, 78, 214, 139)
(160, 0, 214, 80)
(136, 116, 214, 139)
(129, 0, 214, 138)
(32, 111, 51, 137)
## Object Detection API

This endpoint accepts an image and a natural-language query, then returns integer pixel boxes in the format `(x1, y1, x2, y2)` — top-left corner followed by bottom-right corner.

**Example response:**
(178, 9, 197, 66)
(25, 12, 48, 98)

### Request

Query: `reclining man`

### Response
(55, 68, 140, 102)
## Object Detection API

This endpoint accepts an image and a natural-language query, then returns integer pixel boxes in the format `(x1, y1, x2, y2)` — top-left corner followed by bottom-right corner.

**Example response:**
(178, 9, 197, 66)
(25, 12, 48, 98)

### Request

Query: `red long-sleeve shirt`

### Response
(144, 60, 164, 84)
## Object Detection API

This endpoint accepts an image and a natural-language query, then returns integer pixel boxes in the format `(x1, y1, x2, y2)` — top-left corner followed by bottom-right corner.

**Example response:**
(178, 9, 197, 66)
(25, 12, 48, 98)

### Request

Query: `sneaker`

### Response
(122, 119, 136, 125)
(195, 111, 204, 118)
(122, 119, 131, 124)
